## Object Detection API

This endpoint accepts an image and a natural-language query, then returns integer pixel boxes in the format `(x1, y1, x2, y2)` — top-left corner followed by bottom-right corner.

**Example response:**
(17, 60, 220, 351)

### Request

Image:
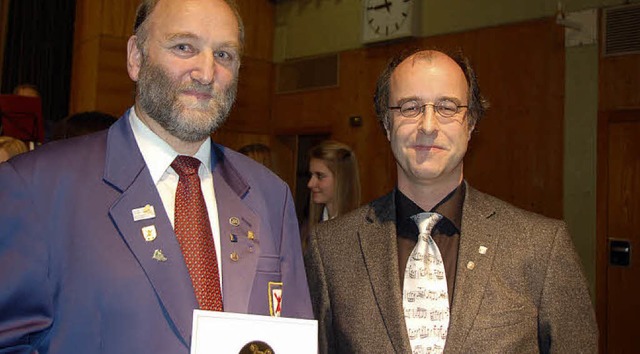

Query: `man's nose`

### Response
(418, 104, 439, 134)
(190, 52, 215, 85)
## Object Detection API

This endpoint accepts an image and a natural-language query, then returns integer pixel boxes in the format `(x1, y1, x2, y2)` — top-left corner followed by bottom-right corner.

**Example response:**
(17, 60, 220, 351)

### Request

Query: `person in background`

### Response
(304, 49, 597, 353)
(9, 83, 44, 145)
(12, 83, 40, 98)
(302, 140, 361, 250)
(0, 136, 28, 162)
(238, 142, 272, 169)
(52, 111, 118, 140)
(0, 0, 312, 352)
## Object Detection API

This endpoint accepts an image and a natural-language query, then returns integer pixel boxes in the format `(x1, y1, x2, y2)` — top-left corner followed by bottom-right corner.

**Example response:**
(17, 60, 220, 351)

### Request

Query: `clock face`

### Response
(363, 0, 414, 42)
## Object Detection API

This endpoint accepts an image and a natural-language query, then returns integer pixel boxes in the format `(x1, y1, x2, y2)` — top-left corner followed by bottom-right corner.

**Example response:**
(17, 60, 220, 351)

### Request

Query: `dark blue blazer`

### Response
(0, 114, 312, 353)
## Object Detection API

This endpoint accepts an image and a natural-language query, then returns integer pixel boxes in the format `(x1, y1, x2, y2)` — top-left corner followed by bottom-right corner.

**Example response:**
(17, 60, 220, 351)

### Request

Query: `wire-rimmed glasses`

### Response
(389, 99, 468, 121)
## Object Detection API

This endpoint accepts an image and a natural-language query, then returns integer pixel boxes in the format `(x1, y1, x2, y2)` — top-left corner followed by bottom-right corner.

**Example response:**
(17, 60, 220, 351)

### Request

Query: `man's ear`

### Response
(384, 116, 392, 141)
(467, 123, 476, 140)
(127, 36, 143, 82)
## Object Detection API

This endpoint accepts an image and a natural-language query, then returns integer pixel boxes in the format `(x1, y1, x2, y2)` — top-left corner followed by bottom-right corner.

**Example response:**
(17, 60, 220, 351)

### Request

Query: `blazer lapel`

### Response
(358, 193, 412, 353)
(104, 116, 195, 347)
(210, 145, 261, 314)
(445, 185, 499, 353)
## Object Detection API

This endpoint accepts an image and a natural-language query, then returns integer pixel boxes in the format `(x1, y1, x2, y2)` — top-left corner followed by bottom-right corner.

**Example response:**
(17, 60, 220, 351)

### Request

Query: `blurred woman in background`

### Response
(303, 140, 361, 250)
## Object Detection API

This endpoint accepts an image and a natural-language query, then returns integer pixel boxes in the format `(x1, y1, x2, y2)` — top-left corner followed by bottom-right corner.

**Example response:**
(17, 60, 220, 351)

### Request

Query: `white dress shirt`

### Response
(128, 107, 223, 283)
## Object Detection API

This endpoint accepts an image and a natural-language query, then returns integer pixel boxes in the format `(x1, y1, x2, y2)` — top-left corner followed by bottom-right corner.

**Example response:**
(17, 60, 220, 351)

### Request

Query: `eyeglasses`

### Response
(388, 99, 468, 120)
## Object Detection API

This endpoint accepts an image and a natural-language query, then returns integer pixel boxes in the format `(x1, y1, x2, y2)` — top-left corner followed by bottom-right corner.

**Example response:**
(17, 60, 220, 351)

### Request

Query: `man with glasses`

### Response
(304, 49, 597, 353)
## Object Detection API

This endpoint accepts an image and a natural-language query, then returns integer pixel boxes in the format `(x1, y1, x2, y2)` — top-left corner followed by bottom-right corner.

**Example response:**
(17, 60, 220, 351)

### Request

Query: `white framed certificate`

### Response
(191, 310, 318, 354)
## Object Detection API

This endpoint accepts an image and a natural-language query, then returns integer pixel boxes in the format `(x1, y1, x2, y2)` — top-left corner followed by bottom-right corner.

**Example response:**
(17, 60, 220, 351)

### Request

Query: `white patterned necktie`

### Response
(403, 212, 449, 354)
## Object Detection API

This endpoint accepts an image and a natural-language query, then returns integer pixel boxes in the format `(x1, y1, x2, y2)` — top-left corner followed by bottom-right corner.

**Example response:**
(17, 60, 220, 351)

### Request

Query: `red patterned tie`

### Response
(172, 155, 223, 311)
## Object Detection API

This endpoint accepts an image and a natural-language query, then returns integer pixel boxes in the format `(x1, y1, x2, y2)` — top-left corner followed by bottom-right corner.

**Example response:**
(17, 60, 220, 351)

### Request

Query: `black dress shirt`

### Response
(395, 183, 465, 305)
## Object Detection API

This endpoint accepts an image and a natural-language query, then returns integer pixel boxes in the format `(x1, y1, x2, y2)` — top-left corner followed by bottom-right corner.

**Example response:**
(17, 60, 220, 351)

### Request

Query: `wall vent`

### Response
(275, 54, 339, 94)
(603, 3, 640, 56)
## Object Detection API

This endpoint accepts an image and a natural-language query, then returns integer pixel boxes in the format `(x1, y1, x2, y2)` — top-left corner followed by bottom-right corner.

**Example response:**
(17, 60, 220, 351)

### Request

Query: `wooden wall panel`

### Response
(599, 53, 640, 110)
(224, 58, 274, 133)
(70, 36, 100, 114)
(272, 19, 564, 216)
(95, 37, 135, 117)
(236, 0, 275, 61)
(597, 35, 640, 354)
(100, 0, 138, 38)
(423, 18, 565, 219)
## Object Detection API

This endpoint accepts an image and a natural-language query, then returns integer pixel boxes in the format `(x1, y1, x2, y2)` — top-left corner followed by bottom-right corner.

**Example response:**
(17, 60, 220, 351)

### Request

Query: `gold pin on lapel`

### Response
(153, 249, 167, 262)
(229, 217, 240, 227)
(230, 251, 239, 262)
(132, 204, 156, 221)
(466, 261, 476, 270)
(141, 225, 157, 242)
(229, 233, 238, 242)
(247, 231, 255, 240)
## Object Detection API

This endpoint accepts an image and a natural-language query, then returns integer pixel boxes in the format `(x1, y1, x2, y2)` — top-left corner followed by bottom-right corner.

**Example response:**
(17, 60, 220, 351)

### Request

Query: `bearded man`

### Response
(0, 0, 312, 352)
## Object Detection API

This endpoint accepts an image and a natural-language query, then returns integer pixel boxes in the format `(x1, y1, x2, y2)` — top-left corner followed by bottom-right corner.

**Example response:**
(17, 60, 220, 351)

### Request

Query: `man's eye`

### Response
(437, 101, 459, 114)
(172, 44, 195, 56)
(440, 106, 456, 114)
(215, 51, 234, 62)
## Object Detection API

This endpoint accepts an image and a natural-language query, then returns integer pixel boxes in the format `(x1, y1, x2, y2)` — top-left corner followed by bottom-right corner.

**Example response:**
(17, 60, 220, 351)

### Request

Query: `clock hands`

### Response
(367, 0, 392, 13)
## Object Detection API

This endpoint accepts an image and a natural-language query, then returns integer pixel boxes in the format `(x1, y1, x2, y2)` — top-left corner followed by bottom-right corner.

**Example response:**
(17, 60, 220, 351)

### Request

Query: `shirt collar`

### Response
(128, 106, 212, 182)
(395, 183, 465, 239)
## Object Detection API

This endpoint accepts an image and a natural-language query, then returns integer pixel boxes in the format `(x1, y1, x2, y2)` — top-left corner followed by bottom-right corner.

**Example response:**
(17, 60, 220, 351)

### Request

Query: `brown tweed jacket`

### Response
(304, 184, 597, 353)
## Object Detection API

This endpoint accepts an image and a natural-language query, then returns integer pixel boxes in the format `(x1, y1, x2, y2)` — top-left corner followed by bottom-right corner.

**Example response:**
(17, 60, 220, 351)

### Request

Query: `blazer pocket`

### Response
(256, 254, 281, 274)
(473, 306, 535, 329)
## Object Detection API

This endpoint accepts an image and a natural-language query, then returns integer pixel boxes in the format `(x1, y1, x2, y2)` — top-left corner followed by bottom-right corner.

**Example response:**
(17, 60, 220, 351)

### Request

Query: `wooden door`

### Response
(598, 109, 640, 353)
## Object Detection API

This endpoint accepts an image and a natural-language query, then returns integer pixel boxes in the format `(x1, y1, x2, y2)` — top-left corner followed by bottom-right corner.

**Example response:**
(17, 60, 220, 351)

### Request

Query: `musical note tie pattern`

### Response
(403, 212, 448, 354)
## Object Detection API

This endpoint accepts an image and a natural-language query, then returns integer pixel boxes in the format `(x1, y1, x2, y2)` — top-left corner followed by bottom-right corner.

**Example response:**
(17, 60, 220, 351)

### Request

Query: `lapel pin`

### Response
(230, 252, 239, 262)
(466, 261, 476, 270)
(152, 249, 167, 262)
(229, 233, 238, 242)
(141, 225, 157, 242)
(478, 246, 488, 254)
(132, 204, 156, 221)
(229, 217, 240, 227)
(247, 231, 255, 240)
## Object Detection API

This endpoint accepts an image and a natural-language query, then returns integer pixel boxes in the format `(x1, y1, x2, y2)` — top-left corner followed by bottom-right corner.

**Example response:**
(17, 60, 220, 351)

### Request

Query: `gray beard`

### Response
(136, 60, 237, 142)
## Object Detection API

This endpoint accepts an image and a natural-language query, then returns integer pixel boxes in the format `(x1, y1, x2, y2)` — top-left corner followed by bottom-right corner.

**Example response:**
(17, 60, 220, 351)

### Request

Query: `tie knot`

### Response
(411, 212, 443, 235)
(171, 155, 201, 177)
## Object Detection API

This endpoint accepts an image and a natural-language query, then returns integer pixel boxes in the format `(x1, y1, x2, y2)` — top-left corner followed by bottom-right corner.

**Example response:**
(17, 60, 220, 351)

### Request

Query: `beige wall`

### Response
(274, 0, 636, 61)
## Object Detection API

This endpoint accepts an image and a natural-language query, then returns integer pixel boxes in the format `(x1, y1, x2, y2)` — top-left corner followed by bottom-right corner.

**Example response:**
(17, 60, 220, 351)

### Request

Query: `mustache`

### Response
(180, 82, 214, 94)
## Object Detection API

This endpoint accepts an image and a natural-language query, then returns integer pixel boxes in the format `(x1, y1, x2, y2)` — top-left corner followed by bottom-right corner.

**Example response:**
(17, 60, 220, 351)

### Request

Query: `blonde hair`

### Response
(0, 136, 29, 162)
(307, 140, 361, 229)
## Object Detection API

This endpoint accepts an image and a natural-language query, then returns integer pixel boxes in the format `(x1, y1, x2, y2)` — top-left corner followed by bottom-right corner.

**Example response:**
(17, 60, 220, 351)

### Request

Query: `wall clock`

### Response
(362, 0, 418, 44)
